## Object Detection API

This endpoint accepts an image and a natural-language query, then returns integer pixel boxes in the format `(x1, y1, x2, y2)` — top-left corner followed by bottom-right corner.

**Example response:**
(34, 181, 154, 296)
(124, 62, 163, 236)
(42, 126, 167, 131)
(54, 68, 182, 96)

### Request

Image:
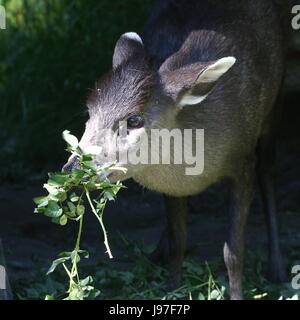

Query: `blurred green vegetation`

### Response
(0, 0, 150, 182)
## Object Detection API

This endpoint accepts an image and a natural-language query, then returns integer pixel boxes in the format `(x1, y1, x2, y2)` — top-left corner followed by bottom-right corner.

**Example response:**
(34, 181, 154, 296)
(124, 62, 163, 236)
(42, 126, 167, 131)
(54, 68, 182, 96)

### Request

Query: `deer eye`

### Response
(127, 115, 144, 129)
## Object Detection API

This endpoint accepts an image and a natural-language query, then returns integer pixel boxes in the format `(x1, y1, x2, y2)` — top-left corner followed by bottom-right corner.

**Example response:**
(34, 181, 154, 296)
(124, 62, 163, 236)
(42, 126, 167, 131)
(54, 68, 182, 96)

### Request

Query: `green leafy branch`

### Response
(33, 130, 126, 300)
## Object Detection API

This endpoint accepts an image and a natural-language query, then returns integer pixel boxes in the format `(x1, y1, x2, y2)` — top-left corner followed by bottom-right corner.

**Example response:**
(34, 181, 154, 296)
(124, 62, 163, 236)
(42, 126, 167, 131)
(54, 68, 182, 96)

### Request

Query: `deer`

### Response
(62, 0, 295, 299)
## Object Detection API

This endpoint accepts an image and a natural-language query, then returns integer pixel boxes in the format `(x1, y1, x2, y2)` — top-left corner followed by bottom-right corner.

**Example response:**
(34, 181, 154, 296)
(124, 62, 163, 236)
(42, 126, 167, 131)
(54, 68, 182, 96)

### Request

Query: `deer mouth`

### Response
(99, 168, 128, 183)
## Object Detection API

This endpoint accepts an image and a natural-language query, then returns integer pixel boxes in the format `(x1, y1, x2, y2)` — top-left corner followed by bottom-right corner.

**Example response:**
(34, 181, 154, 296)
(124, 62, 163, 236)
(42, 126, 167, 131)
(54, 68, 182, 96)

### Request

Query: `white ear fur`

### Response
(178, 56, 236, 108)
(196, 56, 236, 84)
(178, 94, 209, 108)
(121, 32, 143, 45)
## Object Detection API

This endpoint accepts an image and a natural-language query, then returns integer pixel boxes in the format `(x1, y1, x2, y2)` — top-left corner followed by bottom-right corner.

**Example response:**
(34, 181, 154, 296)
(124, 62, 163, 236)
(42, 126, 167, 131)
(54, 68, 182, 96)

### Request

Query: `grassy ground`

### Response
(11, 235, 300, 300)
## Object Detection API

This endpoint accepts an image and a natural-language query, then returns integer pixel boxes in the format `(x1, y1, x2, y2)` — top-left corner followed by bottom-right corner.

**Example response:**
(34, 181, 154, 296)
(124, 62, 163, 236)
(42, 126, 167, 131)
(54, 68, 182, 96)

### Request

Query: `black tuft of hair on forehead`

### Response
(86, 61, 154, 126)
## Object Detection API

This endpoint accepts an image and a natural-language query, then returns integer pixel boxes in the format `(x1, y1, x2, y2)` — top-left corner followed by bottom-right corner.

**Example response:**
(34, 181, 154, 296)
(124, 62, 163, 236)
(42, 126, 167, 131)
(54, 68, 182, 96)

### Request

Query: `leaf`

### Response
(51, 217, 61, 225)
(96, 202, 105, 210)
(110, 186, 122, 196)
(82, 161, 98, 171)
(59, 215, 68, 226)
(76, 205, 85, 216)
(210, 289, 221, 300)
(78, 250, 89, 259)
(104, 191, 114, 201)
(70, 193, 79, 202)
(65, 287, 84, 300)
(80, 276, 93, 287)
(100, 181, 113, 188)
(83, 181, 97, 190)
(34, 207, 46, 214)
(43, 183, 59, 195)
(198, 293, 205, 300)
(71, 169, 85, 179)
(45, 295, 55, 300)
(86, 288, 101, 299)
(44, 200, 63, 218)
(49, 191, 67, 202)
(81, 154, 93, 162)
(62, 130, 79, 149)
(48, 172, 69, 187)
(65, 210, 76, 218)
(58, 251, 72, 258)
(47, 257, 70, 275)
(33, 196, 49, 206)
(67, 201, 76, 214)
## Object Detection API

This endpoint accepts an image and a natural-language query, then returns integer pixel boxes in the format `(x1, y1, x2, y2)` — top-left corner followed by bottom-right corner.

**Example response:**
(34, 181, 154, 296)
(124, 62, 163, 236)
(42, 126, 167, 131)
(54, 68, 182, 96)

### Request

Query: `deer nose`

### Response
(62, 155, 80, 173)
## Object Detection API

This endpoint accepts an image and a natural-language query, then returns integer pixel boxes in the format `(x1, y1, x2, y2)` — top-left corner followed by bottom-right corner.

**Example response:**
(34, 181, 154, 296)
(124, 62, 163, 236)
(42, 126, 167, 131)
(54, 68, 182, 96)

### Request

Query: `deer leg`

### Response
(256, 132, 286, 282)
(224, 157, 255, 300)
(150, 195, 188, 290)
(165, 195, 188, 290)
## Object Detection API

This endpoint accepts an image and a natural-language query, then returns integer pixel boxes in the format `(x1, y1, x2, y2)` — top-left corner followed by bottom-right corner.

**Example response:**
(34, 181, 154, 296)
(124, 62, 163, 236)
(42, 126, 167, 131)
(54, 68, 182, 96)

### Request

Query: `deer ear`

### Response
(177, 57, 236, 108)
(112, 32, 145, 69)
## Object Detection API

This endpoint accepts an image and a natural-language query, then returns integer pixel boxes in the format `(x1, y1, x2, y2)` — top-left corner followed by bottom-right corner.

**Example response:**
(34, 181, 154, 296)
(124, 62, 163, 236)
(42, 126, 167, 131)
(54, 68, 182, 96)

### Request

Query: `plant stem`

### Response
(85, 189, 113, 259)
(68, 213, 84, 291)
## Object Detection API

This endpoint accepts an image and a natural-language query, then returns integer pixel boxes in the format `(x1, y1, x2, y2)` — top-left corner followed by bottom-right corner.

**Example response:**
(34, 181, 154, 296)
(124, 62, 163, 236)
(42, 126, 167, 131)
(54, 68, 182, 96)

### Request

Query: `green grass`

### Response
(12, 235, 300, 300)
(0, 0, 150, 182)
